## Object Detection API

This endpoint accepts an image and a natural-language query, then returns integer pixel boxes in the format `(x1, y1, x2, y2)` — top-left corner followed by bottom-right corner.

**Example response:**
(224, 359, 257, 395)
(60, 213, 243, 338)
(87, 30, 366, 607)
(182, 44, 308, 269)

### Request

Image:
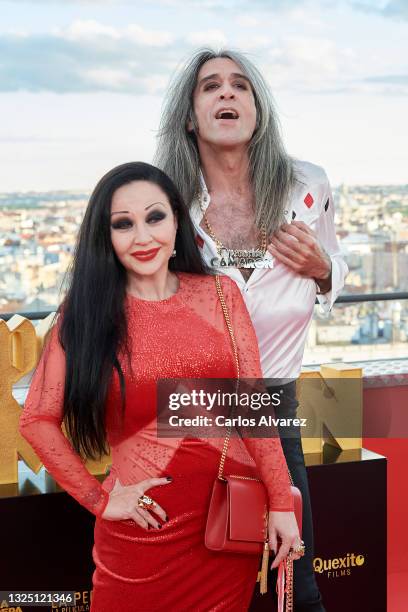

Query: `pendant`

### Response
(211, 248, 274, 270)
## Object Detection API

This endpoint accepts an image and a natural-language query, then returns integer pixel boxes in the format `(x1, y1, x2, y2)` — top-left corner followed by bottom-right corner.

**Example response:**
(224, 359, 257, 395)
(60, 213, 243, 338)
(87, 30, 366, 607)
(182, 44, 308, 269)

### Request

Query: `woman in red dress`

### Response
(19, 162, 301, 611)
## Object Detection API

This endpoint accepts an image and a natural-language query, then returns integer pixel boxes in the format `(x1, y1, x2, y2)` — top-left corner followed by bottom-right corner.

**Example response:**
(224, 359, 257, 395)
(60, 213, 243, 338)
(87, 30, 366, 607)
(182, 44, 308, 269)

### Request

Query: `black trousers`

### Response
(266, 381, 326, 612)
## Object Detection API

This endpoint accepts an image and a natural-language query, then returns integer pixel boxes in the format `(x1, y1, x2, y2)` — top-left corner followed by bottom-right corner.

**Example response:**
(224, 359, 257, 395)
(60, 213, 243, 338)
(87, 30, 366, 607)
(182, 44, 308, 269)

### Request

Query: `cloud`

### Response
(383, 0, 408, 19)
(166, 0, 408, 21)
(127, 24, 174, 46)
(0, 0, 319, 11)
(364, 74, 408, 84)
(2, 0, 408, 21)
(360, 73, 408, 95)
(0, 0, 302, 4)
(0, 0, 125, 3)
(0, 21, 234, 95)
(259, 36, 356, 91)
(351, 0, 408, 20)
(186, 29, 228, 47)
(55, 20, 120, 41)
(51, 20, 174, 46)
(234, 15, 260, 27)
(169, 0, 408, 20)
(0, 21, 183, 93)
(0, 18, 406, 97)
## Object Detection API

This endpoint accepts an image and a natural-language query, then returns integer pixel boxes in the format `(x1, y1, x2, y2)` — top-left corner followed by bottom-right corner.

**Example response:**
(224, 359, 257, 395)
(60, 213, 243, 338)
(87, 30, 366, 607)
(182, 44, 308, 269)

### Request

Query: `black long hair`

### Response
(59, 161, 208, 460)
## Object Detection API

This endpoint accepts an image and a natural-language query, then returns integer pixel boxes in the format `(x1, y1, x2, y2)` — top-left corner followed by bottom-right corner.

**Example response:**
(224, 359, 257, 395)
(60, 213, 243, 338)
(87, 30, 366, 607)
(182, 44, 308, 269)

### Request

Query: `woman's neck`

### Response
(126, 269, 179, 301)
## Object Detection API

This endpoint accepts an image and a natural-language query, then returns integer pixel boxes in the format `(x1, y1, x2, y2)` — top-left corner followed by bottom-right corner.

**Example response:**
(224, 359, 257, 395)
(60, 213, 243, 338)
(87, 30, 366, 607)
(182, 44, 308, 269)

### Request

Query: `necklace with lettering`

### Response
(199, 191, 268, 269)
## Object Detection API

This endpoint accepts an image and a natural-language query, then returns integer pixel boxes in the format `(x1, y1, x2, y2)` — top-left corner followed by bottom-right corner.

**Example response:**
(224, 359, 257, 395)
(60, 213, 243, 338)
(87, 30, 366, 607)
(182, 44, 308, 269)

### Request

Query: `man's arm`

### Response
(267, 176, 348, 311)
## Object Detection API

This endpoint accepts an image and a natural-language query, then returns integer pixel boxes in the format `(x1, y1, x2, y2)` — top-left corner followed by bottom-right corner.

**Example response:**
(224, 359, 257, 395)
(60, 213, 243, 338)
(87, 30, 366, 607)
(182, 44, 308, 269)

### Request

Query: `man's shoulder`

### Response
(292, 159, 329, 187)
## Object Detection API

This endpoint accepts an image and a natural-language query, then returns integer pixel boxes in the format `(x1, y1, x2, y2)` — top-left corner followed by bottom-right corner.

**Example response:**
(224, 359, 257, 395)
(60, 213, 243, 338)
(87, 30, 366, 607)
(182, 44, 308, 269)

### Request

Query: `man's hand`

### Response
(268, 221, 331, 290)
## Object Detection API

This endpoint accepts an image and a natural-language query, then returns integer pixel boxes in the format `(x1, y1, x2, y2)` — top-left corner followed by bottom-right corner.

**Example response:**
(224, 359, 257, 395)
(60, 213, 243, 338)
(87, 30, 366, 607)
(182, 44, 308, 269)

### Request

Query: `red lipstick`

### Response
(131, 247, 161, 262)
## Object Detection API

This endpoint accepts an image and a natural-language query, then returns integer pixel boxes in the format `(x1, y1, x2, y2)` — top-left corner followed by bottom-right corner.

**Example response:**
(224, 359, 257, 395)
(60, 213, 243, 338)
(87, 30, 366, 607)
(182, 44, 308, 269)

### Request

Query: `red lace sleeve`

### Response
(224, 277, 294, 512)
(19, 323, 110, 518)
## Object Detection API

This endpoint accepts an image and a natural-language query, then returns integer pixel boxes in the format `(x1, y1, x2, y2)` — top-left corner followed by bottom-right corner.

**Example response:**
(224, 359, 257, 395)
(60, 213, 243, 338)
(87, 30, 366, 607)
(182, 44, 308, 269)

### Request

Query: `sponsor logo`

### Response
(313, 553, 365, 579)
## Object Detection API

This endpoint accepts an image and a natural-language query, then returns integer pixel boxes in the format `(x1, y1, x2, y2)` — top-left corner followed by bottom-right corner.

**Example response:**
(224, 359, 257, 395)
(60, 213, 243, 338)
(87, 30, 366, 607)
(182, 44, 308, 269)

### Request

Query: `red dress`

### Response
(20, 273, 293, 612)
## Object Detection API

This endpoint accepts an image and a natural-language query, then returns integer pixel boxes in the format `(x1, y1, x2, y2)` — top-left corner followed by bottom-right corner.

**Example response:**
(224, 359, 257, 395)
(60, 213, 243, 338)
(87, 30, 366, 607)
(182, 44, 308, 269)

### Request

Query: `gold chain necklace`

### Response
(198, 192, 268, 268)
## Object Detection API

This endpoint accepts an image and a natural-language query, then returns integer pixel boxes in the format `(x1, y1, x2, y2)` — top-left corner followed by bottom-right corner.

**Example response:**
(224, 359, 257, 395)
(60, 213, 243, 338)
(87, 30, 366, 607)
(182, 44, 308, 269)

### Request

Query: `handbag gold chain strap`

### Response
(215, 274, 241, 481)
(215, 274, 294, 485)
(215, 275, 295, 610)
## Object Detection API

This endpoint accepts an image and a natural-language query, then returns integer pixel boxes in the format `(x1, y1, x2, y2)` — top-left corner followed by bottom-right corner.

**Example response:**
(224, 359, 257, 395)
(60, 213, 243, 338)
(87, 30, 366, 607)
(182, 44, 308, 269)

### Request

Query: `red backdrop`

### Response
(363, 384, 408, 611)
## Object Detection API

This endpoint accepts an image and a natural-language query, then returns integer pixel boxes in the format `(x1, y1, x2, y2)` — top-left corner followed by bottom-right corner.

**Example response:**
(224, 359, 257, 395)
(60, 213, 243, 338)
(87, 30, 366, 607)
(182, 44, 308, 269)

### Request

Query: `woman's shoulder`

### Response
(179, 271, 214, 287)
(179, 271, 212, 297)
(179, 271, 236, 292)
(179, 273, 241, 312)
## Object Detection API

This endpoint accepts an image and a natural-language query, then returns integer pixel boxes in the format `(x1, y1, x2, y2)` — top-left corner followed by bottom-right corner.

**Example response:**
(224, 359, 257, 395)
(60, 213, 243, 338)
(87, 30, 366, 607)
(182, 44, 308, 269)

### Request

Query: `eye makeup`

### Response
(110, 208, 167, 231)
(146, 210, 167, 223)
(111, 217, 133, 230)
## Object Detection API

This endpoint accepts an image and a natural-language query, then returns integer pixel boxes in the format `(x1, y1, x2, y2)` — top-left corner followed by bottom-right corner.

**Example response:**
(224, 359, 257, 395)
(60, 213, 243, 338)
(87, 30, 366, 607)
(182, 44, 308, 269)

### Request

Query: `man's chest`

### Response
(198, 200, 265, 281)
(199, 201, 260, 251)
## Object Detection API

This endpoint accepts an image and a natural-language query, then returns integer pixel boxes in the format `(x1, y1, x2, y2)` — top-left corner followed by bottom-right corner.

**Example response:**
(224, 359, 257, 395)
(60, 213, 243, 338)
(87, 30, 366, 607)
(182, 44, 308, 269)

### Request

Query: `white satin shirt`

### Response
(190, 160, 349, 379)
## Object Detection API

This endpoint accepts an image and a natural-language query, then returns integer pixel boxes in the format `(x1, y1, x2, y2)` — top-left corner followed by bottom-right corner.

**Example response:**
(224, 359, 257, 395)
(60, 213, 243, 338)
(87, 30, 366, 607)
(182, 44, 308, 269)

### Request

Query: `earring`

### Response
(171, 249, 176, 258)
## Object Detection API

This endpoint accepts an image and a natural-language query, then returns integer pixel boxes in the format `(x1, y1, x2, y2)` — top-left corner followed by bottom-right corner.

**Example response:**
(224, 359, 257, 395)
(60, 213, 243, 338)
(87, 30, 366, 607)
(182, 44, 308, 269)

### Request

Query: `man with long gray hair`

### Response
(155, 48, 348, 612)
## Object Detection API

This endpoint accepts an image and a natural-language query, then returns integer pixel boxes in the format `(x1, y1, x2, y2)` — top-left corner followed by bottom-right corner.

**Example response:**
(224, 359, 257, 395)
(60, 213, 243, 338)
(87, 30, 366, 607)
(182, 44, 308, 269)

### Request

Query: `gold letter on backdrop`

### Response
(0, 315, 38, 484)
(0, 314, 111, 487)
(298, 364, 363, 455)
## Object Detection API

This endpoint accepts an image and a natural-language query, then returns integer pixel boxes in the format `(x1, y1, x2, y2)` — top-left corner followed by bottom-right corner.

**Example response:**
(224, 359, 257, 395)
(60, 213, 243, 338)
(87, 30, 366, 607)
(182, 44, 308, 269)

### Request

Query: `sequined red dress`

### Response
(20, 273, 293, 612)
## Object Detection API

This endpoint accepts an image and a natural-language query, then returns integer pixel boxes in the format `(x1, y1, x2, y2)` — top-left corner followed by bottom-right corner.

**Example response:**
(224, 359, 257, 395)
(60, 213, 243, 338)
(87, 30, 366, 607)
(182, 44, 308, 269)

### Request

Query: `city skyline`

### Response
(2, 182, 407, 305)
(2, 183, 407, 363)
(0, 0, 407, 191)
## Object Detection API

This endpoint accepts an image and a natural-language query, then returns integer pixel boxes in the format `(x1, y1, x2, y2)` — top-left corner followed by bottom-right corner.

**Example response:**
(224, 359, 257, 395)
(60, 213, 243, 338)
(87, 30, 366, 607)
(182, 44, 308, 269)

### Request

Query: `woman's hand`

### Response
(101, 476, 172, 529)
(268, 510, 303, 569)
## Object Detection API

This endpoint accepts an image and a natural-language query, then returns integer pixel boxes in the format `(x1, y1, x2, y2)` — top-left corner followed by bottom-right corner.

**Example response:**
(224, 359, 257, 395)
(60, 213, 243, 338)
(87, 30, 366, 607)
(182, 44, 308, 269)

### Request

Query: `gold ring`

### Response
(290, 541, 306, 557)
(137, 494, 156, 510)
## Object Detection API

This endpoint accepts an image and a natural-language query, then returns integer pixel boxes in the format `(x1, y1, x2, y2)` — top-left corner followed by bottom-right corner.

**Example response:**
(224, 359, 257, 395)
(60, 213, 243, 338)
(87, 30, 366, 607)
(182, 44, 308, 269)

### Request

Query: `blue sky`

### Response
(0, 0, 407, 190)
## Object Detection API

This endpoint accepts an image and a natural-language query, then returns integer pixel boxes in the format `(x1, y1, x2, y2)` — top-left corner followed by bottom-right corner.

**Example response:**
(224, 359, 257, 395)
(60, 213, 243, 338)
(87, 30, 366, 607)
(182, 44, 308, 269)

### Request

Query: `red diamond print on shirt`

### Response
(304, 193, 314, 208)
(196, 234, 204, 249)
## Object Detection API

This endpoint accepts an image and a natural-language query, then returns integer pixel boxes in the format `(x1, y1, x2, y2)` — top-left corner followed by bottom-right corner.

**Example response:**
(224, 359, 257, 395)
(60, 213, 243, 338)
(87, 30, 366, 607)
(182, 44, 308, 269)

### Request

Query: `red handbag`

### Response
(205, 276, 303, 610)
